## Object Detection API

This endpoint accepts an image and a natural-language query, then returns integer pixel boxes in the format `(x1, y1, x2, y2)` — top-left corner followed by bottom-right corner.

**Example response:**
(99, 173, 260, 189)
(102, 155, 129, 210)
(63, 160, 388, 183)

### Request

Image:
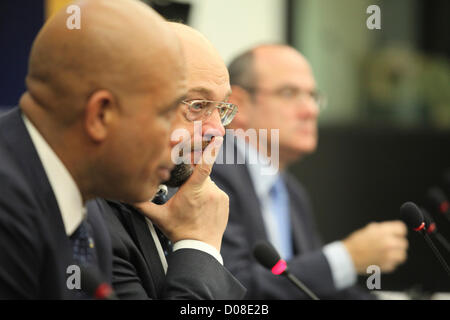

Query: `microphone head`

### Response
(80, 266, 115, 299)
(427, 187, 450, 214)
(421, 207, 437, 234)
(400, 202, 425, 231)
(253, 241, 287, 275)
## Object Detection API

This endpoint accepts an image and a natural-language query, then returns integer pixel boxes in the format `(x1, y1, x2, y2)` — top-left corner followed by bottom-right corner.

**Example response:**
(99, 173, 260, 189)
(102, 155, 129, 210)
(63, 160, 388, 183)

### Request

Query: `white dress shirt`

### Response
(145, 217, 224, 274)
(23, 114, 85, 236)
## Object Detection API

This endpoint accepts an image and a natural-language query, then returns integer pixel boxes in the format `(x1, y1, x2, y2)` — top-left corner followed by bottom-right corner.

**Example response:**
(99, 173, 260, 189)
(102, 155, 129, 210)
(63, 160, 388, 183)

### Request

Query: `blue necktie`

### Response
(269, 176, 293, 260)
(70, 219, 98, 267)
(69, 219, 99, 299)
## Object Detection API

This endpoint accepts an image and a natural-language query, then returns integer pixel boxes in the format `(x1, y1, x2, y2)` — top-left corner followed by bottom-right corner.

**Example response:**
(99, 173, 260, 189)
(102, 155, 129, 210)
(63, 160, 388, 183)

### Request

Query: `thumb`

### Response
(134, 201, 167, 226)
(186, 136, 223, 186)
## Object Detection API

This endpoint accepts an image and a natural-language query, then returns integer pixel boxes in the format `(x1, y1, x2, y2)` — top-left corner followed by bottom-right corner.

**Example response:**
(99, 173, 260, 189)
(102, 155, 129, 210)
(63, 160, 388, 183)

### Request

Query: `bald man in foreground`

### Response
(0, 0, 187, 299)
(101, 23, 245, 299)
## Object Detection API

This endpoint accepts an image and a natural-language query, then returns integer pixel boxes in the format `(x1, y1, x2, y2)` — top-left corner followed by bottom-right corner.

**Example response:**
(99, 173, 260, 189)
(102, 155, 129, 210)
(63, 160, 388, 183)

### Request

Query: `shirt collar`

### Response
(23, 114, 86, 236)
(234, 135, 279, 199)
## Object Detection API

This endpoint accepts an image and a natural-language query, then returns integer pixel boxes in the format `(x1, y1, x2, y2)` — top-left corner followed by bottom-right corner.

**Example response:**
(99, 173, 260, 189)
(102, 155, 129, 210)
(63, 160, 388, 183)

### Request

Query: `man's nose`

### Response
(297, 98, 319, 119)
(202, 109, 226, 138)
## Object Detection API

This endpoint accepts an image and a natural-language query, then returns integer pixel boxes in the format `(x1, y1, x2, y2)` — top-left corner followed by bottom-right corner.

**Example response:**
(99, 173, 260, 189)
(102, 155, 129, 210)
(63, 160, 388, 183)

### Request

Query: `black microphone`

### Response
(422, 207, 450, 253)
(80, 266, 118, 300)
(253, 241, 319, 300)
(427, 187, 450, 223)
(152, 184, 168, 205)
(400, 202, 450, 278)
(443, 169, 450, 199)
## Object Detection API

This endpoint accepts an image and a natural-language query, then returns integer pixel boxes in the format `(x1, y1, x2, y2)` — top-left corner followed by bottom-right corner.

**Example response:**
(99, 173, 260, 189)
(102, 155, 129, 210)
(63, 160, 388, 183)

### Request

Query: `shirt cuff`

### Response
(322, 241, 357, 290)
(173, 240, 224, 265)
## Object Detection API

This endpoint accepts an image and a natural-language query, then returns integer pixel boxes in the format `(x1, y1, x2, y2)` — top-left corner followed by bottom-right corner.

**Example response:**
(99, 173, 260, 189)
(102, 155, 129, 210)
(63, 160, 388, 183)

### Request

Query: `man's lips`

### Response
(296, 124, 316, 135)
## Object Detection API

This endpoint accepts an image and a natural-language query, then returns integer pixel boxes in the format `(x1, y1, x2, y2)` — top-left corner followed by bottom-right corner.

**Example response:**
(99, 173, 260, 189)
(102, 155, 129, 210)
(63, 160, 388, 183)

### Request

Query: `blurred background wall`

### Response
(1, 0, 449, 294)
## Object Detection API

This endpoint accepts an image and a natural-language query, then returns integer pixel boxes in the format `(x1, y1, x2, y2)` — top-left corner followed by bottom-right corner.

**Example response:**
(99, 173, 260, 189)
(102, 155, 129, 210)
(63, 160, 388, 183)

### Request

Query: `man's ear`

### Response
(228, 85, 253, 129)
(84, 90, 117, 142)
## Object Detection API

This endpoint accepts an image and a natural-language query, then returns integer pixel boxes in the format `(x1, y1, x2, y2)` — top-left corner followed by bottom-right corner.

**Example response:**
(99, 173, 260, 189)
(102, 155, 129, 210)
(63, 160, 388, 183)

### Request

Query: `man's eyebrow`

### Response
(278, 83, 316, 91)
(188, 87, 213, 99)
(167, 93, 187, 111)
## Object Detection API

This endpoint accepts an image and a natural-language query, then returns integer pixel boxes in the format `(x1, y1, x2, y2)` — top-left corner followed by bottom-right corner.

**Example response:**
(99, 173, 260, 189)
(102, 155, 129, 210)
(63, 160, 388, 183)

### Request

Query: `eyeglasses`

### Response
(245, 86, 327, 111)
(181, 100, 238, 126)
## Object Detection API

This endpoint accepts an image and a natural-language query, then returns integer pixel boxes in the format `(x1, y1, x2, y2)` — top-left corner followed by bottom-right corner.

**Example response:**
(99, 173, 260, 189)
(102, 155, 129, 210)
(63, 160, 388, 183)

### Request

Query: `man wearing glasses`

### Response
(99, 23, 243, 299)
(211, 44, 408, 299)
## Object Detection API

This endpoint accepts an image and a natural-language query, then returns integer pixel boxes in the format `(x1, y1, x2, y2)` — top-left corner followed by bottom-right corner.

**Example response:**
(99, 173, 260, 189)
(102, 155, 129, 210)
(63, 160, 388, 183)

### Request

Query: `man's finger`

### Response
(385, 221, 408, 237)
(134, 201, 166, 226)
(187, 136, 223, 185)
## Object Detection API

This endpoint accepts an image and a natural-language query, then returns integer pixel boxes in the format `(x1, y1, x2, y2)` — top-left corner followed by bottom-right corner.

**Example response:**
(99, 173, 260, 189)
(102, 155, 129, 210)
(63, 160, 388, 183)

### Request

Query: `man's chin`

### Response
(123, 183, 159, 204)
(291, 141, 317, 158)
(161, 163, 194, 188)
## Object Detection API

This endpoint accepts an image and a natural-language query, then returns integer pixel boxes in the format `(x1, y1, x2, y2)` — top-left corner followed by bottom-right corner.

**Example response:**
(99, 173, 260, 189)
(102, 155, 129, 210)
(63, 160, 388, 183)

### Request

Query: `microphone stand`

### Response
(422, 232, 450, 278)
(284, 270, 319, 300)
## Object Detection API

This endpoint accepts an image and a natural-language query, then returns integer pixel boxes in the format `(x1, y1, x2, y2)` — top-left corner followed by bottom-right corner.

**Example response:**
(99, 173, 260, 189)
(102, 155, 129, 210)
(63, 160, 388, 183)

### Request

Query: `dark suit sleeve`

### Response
(109, 238, 150, 300)
(284, 174, 375, 300)
(220, 193, 334, 299)
(163, 248, 246, 300)
(215, 170, 373, 300)
(102, 200, 246, 300)
(0, 175, 43, 299)
(100, 203, 152, 299)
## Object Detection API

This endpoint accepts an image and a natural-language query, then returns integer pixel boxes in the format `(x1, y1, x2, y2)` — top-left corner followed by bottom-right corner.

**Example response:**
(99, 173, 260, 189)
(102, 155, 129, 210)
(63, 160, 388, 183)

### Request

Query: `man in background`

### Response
(212, 44, 408, 299)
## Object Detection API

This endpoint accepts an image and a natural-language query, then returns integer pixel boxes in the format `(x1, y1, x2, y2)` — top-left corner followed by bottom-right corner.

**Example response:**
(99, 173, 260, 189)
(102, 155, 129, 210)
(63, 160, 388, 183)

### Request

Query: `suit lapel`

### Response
(238, 164, 270, 242)
(216, 136, 269, 243)
(284, 174, 315, 253)
(0, 108, 74, 297)
(127, 208, 166, 297)
(0, 108, 71, 250)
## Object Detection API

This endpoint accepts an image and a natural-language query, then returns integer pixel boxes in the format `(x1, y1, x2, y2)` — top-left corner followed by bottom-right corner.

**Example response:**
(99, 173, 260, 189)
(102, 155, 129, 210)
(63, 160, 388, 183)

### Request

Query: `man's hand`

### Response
(342, 221, 408, 274)
(135, 137, 228, 252)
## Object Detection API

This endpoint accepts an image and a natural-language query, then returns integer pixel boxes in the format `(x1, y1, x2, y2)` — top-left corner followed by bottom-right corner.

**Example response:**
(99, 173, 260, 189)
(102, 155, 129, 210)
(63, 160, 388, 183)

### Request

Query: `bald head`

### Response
(252, 45, 313, 86)
(19, 0, 189, 202)
(168, 22, 230, 101)
(229, 44, 312, 90)
(26, 0, 184, 125)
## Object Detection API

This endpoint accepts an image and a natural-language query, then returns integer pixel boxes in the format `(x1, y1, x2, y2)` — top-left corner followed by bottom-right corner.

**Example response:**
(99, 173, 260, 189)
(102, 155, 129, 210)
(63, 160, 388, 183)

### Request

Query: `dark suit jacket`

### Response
(0, 108, 112, 299)
(101, 199, 247, 300)
(211, 138, 374, 300)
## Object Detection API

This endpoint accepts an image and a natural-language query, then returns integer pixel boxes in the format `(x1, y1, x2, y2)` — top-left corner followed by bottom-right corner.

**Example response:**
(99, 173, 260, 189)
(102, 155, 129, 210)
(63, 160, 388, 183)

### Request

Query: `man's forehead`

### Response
(254, 54, 315, 88)
(187, 86, 232, 101)
(254, 46, 311, 72)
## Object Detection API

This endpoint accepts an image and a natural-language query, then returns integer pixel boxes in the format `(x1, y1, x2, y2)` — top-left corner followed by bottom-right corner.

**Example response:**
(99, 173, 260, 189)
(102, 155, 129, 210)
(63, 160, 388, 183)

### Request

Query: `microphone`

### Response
(422, 207, 450, 253)
(400, 202, 450, 278)
(427, 187, 450, 223)
(443, 169, 450, 199)
(253, 241, 319, 300)
(152, 184, 169, 205)
(80, 266, 118, 300)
